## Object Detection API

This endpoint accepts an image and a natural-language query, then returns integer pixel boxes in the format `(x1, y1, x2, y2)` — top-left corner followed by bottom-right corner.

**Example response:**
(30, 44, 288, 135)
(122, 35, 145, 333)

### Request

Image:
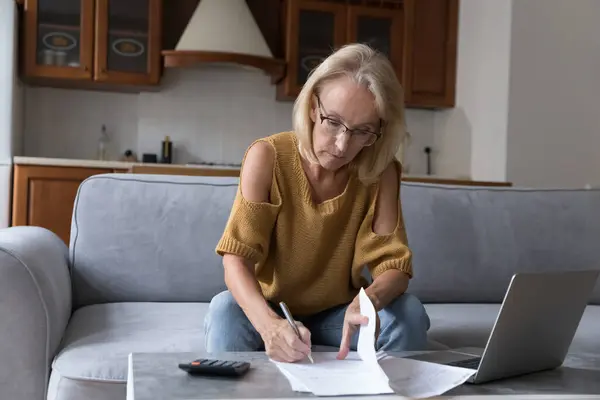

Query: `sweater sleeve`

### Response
(352, 173, 413, 280)
(215, 159, 282, 265)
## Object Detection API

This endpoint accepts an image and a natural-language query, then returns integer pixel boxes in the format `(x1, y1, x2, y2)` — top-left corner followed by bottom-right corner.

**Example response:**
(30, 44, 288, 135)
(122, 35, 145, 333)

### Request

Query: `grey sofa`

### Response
(0, 173, 599, 400)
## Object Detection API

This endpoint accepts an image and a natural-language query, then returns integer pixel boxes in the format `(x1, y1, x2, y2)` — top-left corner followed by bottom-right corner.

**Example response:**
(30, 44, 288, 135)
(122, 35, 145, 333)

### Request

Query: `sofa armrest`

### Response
(0, 226, 72, 400)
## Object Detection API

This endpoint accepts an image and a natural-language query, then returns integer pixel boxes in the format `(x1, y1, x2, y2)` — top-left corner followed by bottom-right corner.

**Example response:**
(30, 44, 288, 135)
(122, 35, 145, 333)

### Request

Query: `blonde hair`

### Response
(292, 43, 408, 185)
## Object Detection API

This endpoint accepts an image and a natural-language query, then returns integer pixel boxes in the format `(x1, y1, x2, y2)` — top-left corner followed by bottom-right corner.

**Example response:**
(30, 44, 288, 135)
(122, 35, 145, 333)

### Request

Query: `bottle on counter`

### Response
(98, 125, 110, 161)
(161, 135, 172, 164)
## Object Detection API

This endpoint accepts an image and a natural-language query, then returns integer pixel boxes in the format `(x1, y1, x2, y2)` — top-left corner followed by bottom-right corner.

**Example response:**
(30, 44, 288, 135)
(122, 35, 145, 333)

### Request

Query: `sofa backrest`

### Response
(70, 174, 236, 308)
(401, 183, 600, 305)
(69, 173, 600, 309)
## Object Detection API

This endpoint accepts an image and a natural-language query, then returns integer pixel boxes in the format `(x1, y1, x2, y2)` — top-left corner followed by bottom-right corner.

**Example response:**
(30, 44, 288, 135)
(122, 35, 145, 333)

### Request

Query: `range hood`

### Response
(162, 0, 286, 83)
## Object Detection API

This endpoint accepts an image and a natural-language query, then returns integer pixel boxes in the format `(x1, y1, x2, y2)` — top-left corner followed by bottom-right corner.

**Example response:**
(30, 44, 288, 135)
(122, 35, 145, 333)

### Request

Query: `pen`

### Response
(279, 302, 314, 363)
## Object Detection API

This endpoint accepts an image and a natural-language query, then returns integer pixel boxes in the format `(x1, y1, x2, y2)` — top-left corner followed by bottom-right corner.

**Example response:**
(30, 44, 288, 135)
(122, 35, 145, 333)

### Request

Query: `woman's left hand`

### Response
(337, 297, 380, 360)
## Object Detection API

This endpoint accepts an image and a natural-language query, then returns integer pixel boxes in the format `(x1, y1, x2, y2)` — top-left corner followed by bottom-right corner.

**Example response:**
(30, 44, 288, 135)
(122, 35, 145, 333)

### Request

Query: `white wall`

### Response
(24, 66, 436, 173)
(433, 0, 600, 187)
(432, 0, 512, 181)
(21, 1, 600, 186)
(25, 85, 138, 161)
(0, 0, 21, 162)
(0, 0, 23, 229)
(506, 0, 600, 188)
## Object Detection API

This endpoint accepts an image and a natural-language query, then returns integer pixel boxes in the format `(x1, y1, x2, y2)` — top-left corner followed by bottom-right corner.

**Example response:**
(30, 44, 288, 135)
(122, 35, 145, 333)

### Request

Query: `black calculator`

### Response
(178, 358, 250, 377)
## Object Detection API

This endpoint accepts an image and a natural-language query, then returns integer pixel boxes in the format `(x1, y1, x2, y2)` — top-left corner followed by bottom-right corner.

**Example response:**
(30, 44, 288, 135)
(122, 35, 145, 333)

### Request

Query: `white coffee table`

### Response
(126, 350, 600, 399)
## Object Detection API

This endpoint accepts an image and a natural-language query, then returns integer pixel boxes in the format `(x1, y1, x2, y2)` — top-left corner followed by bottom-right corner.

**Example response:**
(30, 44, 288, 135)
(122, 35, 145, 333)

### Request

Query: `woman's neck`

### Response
(301, 156, 348, 184)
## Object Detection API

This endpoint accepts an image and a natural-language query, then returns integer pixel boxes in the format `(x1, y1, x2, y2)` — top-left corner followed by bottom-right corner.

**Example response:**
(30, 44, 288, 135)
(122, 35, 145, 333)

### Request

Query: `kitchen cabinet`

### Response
(277, 0, 458, 109)
(129, 165, 240, 177)
(347, 5, 405, 79)
(11, 165, 126, 245)
(21, 0, 163, 90)
(403, 0, 458, 108)
(278, 0, 347, 98)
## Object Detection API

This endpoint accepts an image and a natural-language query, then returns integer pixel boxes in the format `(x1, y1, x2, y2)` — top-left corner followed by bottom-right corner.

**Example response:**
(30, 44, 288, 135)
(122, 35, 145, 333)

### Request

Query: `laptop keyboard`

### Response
(446, 357, 481, 370)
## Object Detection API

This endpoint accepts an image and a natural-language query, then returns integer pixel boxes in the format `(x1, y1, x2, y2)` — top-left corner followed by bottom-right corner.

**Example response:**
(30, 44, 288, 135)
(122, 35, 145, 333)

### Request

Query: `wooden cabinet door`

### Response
(279, 0, 347, 99)
(23, 0, 94, 80)
(94, 0, 163, 85)
(347, 6, 404, 81)
(403, 0, 459, 108)
(12, 165, 113, 245)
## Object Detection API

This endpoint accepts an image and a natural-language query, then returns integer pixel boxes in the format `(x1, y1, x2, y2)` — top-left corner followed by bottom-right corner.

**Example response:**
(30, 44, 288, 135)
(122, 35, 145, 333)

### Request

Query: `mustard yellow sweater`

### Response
(216, 132, 412, 316)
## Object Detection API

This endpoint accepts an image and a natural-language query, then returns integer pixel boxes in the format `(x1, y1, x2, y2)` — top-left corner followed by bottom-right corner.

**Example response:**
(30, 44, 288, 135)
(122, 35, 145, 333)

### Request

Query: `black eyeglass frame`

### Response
(315, 95, 384, 143)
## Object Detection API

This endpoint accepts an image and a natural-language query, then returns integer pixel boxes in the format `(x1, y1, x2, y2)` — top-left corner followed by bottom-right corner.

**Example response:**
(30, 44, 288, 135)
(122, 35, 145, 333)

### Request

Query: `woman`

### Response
(205, 43, 430, 363)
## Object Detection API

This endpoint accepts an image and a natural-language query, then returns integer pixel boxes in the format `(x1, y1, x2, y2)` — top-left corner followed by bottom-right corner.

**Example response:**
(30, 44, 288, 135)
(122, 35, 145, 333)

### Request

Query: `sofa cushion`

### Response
(48, 302, 209, 400)
(70, 174, 237, 309)
(52, 302, 207, 382)
(401, 183, 600, 304)
(47, 372, 125, 400)
(424, 304, 600, 355)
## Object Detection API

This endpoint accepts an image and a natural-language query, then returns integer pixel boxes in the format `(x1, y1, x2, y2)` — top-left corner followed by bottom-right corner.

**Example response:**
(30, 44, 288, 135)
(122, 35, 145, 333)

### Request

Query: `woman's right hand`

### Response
(261, 318, 312, 362)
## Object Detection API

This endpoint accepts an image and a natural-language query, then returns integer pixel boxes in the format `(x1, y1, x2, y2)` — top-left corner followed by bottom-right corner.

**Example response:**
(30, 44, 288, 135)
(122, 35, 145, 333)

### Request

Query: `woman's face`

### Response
(310, 76, 381, 171)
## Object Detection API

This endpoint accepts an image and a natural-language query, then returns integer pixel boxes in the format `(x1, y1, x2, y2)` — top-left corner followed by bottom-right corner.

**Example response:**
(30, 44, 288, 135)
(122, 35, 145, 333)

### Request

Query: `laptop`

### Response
(405, 270, 599, 384)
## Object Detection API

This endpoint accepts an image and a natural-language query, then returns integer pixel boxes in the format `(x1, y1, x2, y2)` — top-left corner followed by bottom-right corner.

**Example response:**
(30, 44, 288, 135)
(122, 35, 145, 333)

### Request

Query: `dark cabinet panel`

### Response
(404, 0, 459, 108)
(21, 0, 163, 90)
(24, 0, 94, 80)
(279, 0, 346, 99)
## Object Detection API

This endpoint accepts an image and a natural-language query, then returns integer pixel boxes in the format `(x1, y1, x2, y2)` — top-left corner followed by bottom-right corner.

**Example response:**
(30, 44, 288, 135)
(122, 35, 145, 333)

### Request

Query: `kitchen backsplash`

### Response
(23, 66, 435, 174)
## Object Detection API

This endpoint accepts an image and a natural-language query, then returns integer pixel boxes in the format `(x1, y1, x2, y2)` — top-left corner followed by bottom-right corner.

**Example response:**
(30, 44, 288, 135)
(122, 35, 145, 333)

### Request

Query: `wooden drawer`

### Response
(11, 165, 115, 245)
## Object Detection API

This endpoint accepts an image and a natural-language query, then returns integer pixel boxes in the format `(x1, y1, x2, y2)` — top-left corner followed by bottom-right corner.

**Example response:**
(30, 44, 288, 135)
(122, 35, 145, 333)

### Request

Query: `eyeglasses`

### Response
(316, 96, 382, 147)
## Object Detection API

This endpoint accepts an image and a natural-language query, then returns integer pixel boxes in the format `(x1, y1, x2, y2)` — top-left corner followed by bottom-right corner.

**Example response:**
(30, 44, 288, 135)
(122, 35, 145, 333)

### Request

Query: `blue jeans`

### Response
(204, 291, 431, 353)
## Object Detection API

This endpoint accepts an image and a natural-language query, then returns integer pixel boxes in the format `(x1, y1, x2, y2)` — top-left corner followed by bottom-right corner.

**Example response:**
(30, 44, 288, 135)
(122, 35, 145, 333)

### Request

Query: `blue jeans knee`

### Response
(204, 290, 263, 352)
(377, 293, 430, 352)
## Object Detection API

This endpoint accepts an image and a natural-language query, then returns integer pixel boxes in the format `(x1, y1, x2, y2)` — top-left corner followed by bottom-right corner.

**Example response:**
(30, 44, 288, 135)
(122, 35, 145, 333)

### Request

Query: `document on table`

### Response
(272, 288, 392, 396)
(274, 352, 392, 396)
(271, 288, 476, 398)
(379, 354, 476, 398)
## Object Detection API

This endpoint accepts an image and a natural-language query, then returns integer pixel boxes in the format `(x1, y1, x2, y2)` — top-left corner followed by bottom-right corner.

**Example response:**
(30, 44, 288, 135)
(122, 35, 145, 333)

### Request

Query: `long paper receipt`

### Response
(271, 288, 475, 397)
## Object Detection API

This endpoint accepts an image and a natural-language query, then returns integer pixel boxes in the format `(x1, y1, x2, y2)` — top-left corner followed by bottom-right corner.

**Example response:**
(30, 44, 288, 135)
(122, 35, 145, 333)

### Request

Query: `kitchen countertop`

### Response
(12, 156, 512, 186)
(12, 156, 241, 170)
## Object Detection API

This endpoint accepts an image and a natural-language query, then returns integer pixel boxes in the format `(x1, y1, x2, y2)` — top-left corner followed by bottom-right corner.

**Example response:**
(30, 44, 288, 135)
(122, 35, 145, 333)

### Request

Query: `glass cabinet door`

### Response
(347, 6, 404, 80)
(24, 0, 94, 79)
(281, 0, 346, 98)
(95, 0, 162, 85)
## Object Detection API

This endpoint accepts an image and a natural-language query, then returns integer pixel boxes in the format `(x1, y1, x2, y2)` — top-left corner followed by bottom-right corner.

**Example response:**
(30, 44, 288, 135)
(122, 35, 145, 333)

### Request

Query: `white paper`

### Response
(379, 353, 476, 398)
(276, 365, 310, 392)
(272, 352, 393, 396)
(272, 288, 393, 396)
(272, 287, 475, 398)
(357, 287, 379, 366)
